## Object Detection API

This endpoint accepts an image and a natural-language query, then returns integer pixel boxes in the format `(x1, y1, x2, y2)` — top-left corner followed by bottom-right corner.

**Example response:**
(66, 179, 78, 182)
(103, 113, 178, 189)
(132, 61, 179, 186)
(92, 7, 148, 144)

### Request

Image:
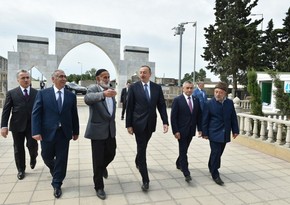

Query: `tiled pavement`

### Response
(1, 105, 290, 205)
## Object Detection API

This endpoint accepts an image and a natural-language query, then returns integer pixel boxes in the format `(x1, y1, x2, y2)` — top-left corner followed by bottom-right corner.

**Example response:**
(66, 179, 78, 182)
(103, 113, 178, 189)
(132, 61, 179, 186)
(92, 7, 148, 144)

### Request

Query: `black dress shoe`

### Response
(103, 168, 108, 179)
(213, 176, 224, 186)
(96, 189, 106, 200)
(185, 175, 192, 182)
(30, 159, 36, 169)
(141, 182, 149, 191)
(53, 188, 62, 198)
(17, 171, 25, 180)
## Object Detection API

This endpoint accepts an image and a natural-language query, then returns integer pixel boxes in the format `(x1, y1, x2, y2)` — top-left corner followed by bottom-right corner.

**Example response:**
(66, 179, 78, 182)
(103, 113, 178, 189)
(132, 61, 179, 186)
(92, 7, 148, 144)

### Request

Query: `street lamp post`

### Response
(192, 21, 197, 84)
(173, 21, 197, 86)
(77, 62, 83, 81)
(251, 13, 263, 31)
(173, 23, 185, 87)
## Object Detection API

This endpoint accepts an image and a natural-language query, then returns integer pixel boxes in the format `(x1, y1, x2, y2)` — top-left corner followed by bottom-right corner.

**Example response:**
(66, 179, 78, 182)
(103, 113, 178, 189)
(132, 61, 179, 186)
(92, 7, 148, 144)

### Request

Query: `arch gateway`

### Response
(7, 21, 155, 106)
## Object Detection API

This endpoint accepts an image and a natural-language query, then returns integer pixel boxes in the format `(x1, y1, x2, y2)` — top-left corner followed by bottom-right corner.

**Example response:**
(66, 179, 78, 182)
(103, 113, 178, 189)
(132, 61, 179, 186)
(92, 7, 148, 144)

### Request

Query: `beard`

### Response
(99, 81, 111, 89)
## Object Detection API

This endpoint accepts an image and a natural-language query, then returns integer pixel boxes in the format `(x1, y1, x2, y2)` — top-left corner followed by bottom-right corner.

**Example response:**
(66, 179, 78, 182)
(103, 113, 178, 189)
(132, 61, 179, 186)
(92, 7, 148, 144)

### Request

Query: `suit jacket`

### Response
(193, 88, 207, 111)
(171, 95, 202, 138)
(202, 97, 239, 143)
(84, 84, 116, 140)
(126, 81, 168, 134)
(1, 86, 37, 132)
(32, 87, 79, 142)
(120, 87, 128, 104)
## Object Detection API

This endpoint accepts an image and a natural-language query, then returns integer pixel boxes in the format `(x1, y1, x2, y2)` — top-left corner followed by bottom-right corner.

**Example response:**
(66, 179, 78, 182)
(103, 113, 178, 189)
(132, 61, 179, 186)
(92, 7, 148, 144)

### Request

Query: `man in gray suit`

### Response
(1, 69, 38, 180)
(84, 69, 117, 200)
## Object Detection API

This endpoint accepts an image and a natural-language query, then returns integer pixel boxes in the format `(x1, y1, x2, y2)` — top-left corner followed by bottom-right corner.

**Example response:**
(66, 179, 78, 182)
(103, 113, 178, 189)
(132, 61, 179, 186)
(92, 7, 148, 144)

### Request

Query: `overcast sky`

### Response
(0, 0, 289, 81)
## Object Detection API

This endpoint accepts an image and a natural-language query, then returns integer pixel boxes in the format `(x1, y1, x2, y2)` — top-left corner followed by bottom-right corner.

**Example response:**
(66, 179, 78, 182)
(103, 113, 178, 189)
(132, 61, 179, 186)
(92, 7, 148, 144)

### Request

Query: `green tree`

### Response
(260, 20, 279, 70)
(247, 69, 263, 116)
(85, 68, 97, 79)
(181, 69, 207, 84)
(268, 70, 290, 118)
(202, 0, 261, 95)
(276, 7, 290, 72)
(196, 68, 207, 81)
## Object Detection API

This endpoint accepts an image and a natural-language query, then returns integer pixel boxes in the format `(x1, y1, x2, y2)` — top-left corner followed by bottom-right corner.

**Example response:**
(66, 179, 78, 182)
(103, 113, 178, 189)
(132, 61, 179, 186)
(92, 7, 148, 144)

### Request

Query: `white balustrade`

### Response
(237, 113, 290, 147)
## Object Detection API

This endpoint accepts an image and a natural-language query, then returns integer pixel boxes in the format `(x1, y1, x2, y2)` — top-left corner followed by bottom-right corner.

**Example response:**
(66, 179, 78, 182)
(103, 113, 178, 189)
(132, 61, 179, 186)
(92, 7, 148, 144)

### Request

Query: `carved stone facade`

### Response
(0, 56, 7, 107)
(7, 22, 155, 106)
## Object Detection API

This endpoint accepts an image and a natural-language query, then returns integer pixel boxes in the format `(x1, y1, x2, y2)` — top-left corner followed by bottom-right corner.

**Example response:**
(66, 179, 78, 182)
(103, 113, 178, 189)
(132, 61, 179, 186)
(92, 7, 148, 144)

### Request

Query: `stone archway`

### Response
(8, 21, 155, 106)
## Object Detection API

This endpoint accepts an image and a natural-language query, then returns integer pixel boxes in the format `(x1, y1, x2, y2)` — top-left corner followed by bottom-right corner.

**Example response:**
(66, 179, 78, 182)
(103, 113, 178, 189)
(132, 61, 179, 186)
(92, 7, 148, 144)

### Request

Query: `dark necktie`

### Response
(188, 96, 193, 113)
(144, 84, 150, 101)
(24, 89, 29, 100)
(57, 91, 62, 112)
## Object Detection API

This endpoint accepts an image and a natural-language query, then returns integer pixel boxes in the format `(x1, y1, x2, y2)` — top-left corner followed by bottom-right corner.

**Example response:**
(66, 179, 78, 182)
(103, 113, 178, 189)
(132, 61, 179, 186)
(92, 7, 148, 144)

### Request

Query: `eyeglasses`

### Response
(56, 75, 67, 79)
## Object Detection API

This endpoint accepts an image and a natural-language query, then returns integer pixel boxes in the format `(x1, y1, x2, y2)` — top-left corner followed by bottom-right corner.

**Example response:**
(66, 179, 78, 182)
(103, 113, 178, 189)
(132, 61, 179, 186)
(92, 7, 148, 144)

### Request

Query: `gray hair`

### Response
(16, 69, 29, 78)
(52, 69, 65, 77)
(182, 81, 193, 87)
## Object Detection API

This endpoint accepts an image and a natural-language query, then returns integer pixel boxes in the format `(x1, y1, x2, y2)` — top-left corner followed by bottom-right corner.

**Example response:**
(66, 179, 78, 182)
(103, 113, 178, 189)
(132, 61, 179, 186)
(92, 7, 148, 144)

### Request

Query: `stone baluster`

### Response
(239, 116, 245, 135)
(273, 115, 277, 132)
(252, 119, 258, 138)
(267, 121, 274, 143)
(284, 125, 290, 148)
(260, 121, 266, 140)
(245, 117, 252, 137)
(267, 115, 271, 130)
(275, 123, 283, 145)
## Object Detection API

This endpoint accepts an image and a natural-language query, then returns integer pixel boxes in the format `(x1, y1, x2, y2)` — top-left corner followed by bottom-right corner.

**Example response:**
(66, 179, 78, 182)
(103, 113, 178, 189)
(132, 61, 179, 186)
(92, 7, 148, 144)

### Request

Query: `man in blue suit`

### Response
(171, 81, 202, 182)
(202, 82, 239, 186)
(126, 65, 169, 191)
(193, 81, 207, 111)
(32, 69, 79, 198)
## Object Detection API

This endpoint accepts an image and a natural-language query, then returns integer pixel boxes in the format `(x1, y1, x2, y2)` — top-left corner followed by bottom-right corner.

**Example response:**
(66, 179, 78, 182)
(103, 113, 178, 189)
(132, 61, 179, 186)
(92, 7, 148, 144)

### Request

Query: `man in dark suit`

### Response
(32, 69, 79, 198)
(126, 65, 169, 191)
(1, 69, 38, 180)
(202, 82, 239, 186)
(171, 81, 202, 182)
(120, 80, 131, 120)
(84, 69, 117, 200)
(193, 81, 208, 111)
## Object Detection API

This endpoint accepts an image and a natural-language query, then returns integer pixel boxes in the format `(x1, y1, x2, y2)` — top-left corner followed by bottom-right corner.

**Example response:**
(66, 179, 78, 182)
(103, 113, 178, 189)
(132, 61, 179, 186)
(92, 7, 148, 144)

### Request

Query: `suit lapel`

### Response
(96, 84, 111, 115)
(16, 87, 26, 101)
(181, 95, 192, 114)
(48, 87, 59, 113)
(137, 81, 149, 103)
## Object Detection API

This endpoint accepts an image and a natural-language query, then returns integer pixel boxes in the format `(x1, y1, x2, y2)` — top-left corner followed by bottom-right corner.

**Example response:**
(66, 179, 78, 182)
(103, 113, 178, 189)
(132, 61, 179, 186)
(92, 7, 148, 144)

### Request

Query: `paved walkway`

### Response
(1, 106, 290, 205)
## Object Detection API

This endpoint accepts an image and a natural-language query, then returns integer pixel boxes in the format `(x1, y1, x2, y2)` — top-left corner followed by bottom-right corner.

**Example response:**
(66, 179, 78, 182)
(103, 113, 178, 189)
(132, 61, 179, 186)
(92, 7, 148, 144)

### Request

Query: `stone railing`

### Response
(239, 100, 251, 110)
(237, 112, 290, 148)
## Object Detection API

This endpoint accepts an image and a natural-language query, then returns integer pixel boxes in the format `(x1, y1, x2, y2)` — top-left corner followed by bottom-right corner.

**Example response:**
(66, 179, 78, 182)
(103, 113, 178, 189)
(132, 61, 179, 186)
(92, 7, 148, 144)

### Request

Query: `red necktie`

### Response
(188, 97, 193, 113)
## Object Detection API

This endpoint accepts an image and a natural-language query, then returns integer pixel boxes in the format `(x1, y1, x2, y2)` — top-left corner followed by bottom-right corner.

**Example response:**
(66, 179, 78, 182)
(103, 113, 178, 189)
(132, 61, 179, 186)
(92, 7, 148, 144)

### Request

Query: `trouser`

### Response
(91, 137, 116, 190)
(135, 129, 152, 184)
(176, 135, 193, 177)
(121, 102, 126, 118)
(208, 141, 226, 179)
(12, 127, 38, 172)
(41, 129, 70, 188)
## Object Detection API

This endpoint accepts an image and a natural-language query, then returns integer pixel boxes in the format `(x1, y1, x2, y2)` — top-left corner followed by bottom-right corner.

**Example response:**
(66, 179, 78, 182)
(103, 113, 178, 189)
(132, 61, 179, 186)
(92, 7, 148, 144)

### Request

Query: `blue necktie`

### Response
(144, 84, 150, 101)
(57, 91, 62, 112)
